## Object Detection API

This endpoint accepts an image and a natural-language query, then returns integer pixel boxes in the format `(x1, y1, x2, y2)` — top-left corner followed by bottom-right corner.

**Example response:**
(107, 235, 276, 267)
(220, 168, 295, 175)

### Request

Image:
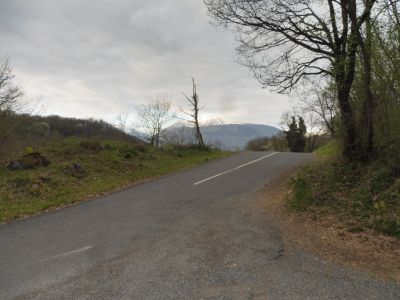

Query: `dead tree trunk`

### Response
(181, 78, 206, 148)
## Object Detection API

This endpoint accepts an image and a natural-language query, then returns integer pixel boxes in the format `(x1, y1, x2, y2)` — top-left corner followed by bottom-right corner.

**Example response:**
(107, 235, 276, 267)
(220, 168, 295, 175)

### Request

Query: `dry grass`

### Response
(252, 168, 400, 281)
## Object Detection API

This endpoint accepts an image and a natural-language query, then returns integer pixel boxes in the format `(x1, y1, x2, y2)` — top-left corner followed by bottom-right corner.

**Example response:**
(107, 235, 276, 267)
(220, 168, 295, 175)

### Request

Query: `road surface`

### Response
(0, 151, 399, 299)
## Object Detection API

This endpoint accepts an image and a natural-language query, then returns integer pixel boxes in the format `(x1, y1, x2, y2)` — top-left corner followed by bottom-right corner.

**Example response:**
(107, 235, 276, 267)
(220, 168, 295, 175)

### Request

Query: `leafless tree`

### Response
(0, 57, 23, 113)
(115, 112, 129, 133)
(137, 96, 172, 147)
(180, 78, 206, 148)
(299, 81, 337, 136)
(0, 57, 24, 144)
(304, 112, 324, 152)
(204, 0, 379, 160)
(161, 121, 195, 146)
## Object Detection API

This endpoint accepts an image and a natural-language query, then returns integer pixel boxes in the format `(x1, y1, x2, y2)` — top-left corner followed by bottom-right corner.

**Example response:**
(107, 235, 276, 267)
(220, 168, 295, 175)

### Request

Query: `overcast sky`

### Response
(0, 0, 292, 127)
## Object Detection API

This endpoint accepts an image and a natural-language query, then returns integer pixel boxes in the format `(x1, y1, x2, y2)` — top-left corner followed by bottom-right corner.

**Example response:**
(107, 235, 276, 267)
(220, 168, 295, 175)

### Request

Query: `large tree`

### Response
(284, 116, 307, 152)
(204, 0, 378, 160)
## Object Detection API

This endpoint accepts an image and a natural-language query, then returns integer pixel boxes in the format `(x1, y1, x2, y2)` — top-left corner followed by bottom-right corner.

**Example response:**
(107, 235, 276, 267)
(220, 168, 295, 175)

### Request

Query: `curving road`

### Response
(0, 152, 399, 299)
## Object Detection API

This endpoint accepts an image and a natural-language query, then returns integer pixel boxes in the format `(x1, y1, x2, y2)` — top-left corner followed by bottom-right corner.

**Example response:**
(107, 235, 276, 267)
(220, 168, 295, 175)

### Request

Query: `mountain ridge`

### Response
(163, 123, 281, 150)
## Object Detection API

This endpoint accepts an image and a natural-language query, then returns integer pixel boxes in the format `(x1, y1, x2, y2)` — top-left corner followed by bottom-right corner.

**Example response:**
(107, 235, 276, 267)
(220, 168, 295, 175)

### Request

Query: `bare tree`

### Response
(161, 121, 195, 146)
(115, 112, 129, 133)
(0, 57, 24, 144)
(204, 0, 378, 160)
(0, 57, 24, 113)
(299, 81, 337, 136)
(180, 78, 206, 148)
(137, 96, 172, 147)
(303, 112, 324, 152)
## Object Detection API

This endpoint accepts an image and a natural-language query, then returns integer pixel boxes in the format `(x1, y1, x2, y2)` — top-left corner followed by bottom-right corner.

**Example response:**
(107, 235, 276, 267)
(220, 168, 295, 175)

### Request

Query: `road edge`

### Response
(252, 167, 400, 282)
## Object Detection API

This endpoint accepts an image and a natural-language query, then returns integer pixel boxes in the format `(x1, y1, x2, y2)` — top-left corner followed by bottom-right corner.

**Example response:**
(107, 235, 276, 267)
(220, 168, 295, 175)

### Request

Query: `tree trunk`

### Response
(358, 9, 374, 161)
(337, 82, 358, 160)
(192, 79, 206, 148)
(194, 107, 205, 148)
(195, 122, 205, 147)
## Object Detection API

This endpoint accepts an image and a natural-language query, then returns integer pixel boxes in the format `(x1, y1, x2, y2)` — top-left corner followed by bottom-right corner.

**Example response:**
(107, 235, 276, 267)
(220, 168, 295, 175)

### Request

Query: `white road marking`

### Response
(51, 245, 92, 259)
(193, 152, 279, 186)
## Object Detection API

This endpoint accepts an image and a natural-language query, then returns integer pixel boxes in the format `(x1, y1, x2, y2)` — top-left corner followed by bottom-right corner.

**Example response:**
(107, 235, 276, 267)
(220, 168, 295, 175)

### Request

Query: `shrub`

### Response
(79, 140, 103, 152)
(289, 171, 313, 210)
(24, 146, 34, 154)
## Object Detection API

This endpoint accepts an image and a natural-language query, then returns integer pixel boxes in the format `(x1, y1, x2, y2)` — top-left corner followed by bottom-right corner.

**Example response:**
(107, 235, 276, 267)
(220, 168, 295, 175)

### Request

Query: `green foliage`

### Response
(314, 140, 339, 159)
(290, 12, 400, 236)
(289, 155, 400, 237)
(246, 133, 288, 152)
(79, 140, 104, 152)
(284, 116, 307, 152)
(288, 169, 313, 210)
(344, 7, 400, 163)
(0, 137, 230, 223)
(24, 146, 34, 155)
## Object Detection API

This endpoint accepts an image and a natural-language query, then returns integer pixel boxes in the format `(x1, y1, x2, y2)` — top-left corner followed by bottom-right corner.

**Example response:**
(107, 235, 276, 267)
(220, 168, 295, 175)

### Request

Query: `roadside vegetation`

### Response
(0, 136, 229, 223)
(206, 1, 400, 238)
(290, 141, 399, 237)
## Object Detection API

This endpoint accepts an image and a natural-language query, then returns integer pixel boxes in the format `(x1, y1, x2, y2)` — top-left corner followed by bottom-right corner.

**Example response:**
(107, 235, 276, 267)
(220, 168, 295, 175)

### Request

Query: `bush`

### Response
(289, 171, 313, 210)
(79, 140, 103, 152)
(246, 134, 288, 151)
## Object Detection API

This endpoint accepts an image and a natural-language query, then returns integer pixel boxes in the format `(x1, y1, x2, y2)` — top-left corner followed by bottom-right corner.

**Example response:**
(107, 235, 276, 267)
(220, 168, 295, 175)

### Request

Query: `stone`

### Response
(19, 152, 50, 169)
(6, 152, 50, 171)
(64, 163, 86, 178)
(6, 160, 23, 170)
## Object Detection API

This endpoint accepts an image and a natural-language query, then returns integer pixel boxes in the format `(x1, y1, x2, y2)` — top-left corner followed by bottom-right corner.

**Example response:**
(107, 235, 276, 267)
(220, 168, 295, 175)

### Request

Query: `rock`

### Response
(6, 152, 50, 171)
(38, 176, 51, 184)
(6, 160, 23, 170)
(73, 163, 83, 170)
(30, 183, 42, 196)
(19, 152, 50, 169)
(64, 163, 86, 178)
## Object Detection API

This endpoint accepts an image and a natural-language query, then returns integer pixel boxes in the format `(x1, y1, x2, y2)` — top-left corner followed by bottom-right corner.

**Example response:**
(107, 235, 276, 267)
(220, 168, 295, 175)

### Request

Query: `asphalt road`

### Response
(1, 151, 399, 299)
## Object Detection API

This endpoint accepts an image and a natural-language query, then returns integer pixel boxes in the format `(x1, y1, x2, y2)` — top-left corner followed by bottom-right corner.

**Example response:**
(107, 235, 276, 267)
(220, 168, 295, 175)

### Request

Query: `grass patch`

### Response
(314, 140, 339, 160)
(0, 137, 231, 223)
(289, 141, 400, 237)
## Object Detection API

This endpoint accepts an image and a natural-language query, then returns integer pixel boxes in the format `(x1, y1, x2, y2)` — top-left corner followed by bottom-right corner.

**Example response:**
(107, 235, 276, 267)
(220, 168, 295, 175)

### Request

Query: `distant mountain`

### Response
(201, 123, 281, 150)
(163, 123, 281, 150)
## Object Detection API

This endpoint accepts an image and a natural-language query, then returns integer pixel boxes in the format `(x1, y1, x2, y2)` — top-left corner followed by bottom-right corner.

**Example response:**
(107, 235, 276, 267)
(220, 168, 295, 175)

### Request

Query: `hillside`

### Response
(163, 123, 281, 150)
(0, 114, 230, 223)
(0, 114, 142, 161)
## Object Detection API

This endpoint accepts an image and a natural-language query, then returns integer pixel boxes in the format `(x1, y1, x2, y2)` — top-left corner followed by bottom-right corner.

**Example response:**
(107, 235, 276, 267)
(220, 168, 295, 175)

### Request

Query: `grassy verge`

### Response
(289, 141, 400, 237)
(0, 137, 231, 223)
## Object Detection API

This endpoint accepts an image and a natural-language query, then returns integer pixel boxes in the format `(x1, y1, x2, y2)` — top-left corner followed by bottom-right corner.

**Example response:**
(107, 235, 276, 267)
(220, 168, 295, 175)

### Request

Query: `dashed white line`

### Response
(51, 245, 92, 259)
(193, 152, 279, 186)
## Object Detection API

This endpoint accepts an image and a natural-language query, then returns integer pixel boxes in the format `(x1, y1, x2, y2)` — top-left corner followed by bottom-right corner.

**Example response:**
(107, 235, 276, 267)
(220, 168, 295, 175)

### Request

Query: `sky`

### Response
(0, 0, 292, 128)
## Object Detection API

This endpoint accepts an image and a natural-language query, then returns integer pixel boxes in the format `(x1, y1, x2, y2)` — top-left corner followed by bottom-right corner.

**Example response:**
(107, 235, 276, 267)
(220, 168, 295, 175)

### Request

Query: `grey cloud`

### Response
(0, 0, 291, 127)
